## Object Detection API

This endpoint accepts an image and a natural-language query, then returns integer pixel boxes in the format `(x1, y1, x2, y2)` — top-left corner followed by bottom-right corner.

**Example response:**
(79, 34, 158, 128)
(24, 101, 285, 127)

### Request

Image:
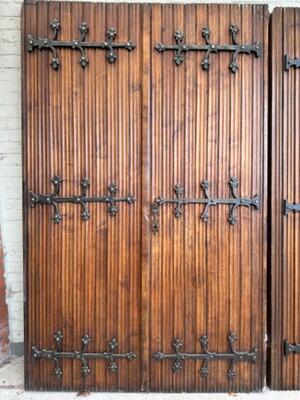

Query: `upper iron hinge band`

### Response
(155, 25, 261, 73)
(27, 19, 135, 70)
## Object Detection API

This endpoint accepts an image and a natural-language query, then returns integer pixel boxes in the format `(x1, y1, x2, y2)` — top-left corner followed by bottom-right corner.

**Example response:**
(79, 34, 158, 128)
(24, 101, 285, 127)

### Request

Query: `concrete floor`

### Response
(1, 357, 300, 399)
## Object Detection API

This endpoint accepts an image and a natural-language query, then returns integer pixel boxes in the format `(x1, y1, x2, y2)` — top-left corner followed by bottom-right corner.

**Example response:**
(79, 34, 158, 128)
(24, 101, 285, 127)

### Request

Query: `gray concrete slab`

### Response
(0, 357, 300, 399)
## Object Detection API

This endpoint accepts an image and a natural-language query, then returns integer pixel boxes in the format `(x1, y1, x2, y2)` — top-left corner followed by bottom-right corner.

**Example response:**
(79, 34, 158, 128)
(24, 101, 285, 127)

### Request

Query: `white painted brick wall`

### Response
(0, 0, 300, 349)
(0, 0, 22, 345)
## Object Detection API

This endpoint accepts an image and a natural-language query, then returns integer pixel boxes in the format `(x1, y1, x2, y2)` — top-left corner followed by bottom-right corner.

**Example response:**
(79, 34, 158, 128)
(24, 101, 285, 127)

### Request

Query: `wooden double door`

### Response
(22, 1, 299, 393)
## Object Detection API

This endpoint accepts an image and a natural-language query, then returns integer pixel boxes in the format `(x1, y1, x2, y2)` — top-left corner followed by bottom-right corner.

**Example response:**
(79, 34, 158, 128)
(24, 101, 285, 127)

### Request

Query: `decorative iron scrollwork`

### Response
(284, 340, 300, 356)
(153, 332, 257, 380)
(285, 55, 300, 70)
(29, 176, 135, 223)
(27, 19, 135, 70)
(155, 25, 261, 73)
(284, 199, 300, 215)
(151, 177, 260, 234)
(32, 331, 136, 378)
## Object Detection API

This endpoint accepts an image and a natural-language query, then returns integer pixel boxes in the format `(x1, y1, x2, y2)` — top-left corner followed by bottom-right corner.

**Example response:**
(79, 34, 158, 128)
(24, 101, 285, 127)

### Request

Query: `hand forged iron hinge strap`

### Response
(32, 331, 136, 378)
(27, 19, 135, 70)
(284, 199, 300, 215)
(285, 54, 300, 70)
(284, 340, 300, 356)
(151, 177, 260, 234)
(29, 176, 135, 223)
(153, 332, 257, 380)
(155, 25, 261, 73)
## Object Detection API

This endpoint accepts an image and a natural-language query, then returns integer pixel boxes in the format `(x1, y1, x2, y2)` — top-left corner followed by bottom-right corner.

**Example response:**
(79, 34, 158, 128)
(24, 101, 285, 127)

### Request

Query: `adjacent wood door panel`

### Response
(147, 4, 268, 392)
(270, 7, 300, 390)
(22, 1, 143, 391)
(22, 2, 268, 392)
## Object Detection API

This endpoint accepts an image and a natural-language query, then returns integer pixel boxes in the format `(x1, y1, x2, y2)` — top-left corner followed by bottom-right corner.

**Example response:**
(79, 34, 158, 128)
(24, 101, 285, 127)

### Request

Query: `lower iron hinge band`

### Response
(32, 331, 136, 378)
(153, 332, 257, 380)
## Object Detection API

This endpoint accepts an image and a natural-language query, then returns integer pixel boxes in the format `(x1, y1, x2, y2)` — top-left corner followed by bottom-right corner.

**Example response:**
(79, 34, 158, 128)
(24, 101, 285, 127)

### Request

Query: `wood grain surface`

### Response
(22, 2, 268, 392)
(270, 7, 300, 390)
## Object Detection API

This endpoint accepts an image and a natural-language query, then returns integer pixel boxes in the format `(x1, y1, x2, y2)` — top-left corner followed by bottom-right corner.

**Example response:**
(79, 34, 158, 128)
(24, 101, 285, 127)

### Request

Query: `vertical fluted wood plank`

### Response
(81, 2, 95, 389)
(59, 2, 74, 389)
(183, 4, 197, 392)
(206, 4, 219, 392)
(44, 1, 52, 388)
(106, 3, 118, 392)
(239, 6, 253, 391)
(217, 5, 230, 391)
(162, 4, 175, 391)
(194, 5, 208, 392)
(172, 3, 184, 393)
(282, 8, 289, 389)
(37, 1, 48, 388)
(47, 0, 62, 390)
(251, 5, 268, 391)
(141, 3, 151, 392)
(149, 4, 162, 390)
(262, 6, 269, 391)
(70, 2, 83, 388)
(128, 3, 142, 391)
(93, 2, 107, 391)
(228, 4, 242, 393)
(293, 10, 300, 388)
(32, 0, 40, 385)
(270, 7, 283, 389)
(116, 3, 128, 390)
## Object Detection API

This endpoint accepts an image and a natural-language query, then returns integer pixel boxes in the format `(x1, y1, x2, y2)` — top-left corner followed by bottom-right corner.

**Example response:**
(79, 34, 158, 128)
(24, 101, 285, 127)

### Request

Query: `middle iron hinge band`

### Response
(29, 176, 135, 223)
(151, 177, 260, 234)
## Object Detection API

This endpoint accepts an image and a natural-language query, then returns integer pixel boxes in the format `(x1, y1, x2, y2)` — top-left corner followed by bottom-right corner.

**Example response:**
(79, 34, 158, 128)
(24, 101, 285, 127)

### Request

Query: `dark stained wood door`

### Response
(22, 2, 268, 392)
(270, 7, 300, 390)
(145, 4, 268, 392)
(22, 1, 143, 391)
